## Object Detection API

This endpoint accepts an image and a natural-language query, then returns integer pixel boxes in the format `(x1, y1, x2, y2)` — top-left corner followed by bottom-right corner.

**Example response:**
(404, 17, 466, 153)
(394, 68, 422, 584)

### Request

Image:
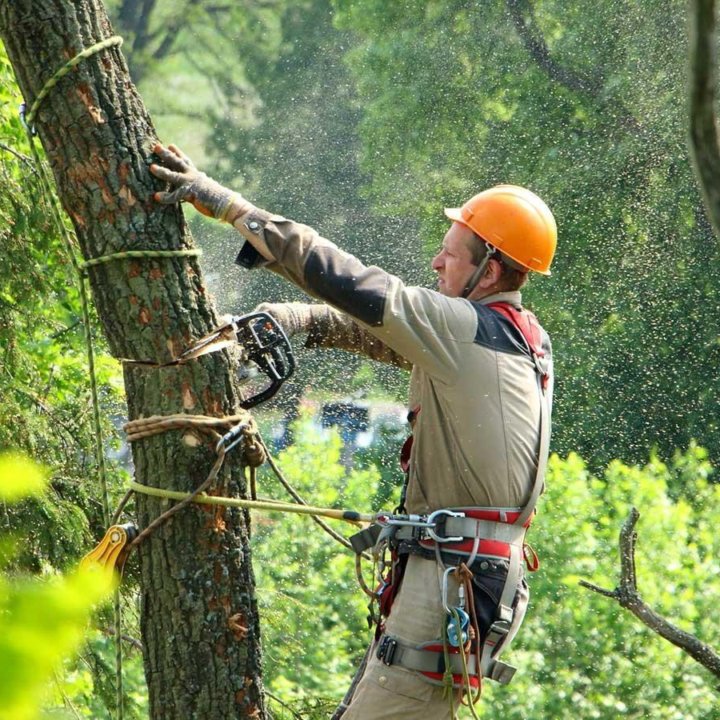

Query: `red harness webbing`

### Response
(487, 301, 549, 389)
(417, 507, 529, 560)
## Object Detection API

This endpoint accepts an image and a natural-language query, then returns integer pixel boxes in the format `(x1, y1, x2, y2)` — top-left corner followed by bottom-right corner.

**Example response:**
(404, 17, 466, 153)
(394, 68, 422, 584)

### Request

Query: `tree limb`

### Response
(505, 0, 644, 135)
(505, 0, 601, 96)
(581, 507, 720, 679)
(689, 0, 720, 239)
(151, 0, 205, 61)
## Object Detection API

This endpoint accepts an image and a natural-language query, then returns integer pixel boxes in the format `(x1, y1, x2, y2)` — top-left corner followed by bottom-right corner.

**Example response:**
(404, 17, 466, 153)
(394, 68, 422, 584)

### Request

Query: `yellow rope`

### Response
(79, 248, 201, 272)
(128, 480, 374, 524)
(24, 36, 123, 129)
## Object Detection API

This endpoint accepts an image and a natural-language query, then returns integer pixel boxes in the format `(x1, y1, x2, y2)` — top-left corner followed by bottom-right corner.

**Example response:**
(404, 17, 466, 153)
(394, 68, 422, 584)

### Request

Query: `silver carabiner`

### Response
(215, 421, 249, 454)
(426, 509, 465, 543)
(441, 565, 454, 614)
(378, 513, 435, 530)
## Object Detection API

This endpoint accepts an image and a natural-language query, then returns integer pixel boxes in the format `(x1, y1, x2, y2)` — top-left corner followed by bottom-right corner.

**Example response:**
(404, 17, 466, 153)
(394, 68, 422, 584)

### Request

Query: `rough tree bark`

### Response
(689, 0, 720, 237)
(0, 2, 267, 718)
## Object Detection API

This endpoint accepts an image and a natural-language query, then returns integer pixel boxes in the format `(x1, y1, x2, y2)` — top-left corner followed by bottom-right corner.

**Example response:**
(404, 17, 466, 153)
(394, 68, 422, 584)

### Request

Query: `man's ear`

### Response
(483, 257, 503, 285)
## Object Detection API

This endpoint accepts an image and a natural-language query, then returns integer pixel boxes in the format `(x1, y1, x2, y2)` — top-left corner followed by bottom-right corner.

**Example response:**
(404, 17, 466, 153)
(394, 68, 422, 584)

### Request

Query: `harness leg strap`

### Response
(375, 634, 478, 678)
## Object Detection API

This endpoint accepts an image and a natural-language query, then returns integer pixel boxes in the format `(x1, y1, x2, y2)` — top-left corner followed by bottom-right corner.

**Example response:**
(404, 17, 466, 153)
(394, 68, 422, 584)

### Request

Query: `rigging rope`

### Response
(22, 36, 123, 131)
(116, 413, 373, 560)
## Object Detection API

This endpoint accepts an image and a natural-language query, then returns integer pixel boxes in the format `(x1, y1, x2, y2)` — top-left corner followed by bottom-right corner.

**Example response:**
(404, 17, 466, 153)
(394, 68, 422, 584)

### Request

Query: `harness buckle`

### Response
(425, 509, 465, 543)
(377, 514, 435, 532)
(488, 618, 512, 638)
(376, 635, 398, 666)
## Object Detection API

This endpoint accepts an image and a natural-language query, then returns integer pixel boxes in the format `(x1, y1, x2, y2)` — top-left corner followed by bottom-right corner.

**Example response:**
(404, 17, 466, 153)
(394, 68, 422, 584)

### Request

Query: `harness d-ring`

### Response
(426, 508, 465, 543)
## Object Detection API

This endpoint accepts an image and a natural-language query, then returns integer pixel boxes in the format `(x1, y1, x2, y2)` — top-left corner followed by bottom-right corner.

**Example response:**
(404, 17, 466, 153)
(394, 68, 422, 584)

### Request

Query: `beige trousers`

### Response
(341, 555, 462, 720)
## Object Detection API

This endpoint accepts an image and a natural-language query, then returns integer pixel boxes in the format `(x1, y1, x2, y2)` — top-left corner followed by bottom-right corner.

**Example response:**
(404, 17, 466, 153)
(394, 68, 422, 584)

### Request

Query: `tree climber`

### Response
(150, 143, 556, 720)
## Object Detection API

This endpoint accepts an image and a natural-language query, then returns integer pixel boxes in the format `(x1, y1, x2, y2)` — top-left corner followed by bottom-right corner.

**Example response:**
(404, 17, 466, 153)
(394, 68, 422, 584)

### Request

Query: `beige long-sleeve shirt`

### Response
(234, 208, 552, 514)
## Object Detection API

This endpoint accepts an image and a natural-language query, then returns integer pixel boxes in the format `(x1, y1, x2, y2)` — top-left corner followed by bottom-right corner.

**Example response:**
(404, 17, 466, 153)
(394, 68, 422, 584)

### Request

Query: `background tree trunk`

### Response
(0, 2, 266, 718)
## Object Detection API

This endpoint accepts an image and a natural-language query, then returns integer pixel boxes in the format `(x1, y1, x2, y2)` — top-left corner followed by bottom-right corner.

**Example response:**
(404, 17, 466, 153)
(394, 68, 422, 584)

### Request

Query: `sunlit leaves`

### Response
(0, 452, 48, 501)
(0, 455, 113, 720)
(0, 568, 113, 720)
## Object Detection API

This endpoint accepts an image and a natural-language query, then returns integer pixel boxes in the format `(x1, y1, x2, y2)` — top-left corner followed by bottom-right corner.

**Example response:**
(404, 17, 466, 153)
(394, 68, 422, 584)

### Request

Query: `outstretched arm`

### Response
(256, 302, 412, 370)
(150, 144, 477, 382)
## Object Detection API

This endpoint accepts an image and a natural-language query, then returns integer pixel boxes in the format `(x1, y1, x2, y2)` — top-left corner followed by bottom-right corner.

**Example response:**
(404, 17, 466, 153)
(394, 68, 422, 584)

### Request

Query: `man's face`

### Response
(431, 222, 478, 297)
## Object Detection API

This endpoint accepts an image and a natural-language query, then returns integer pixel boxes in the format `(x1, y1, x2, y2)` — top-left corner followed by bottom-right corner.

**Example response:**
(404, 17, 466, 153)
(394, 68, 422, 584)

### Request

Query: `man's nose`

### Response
(431, 252, 443, 270)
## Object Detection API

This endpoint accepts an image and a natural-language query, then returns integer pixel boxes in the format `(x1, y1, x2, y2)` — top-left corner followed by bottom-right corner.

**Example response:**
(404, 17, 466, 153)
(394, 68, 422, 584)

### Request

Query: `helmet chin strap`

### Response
(461, 242, 497, 299)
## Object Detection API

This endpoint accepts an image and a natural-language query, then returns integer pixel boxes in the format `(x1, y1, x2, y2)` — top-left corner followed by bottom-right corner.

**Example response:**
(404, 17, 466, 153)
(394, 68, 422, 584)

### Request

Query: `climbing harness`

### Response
(347, 300, 552, 713)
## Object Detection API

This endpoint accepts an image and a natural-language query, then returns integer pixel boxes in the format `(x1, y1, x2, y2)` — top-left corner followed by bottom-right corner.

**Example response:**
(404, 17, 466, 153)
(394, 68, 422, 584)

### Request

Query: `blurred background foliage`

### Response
(2, 0, 720, 716)
(0, 453, 113, 720)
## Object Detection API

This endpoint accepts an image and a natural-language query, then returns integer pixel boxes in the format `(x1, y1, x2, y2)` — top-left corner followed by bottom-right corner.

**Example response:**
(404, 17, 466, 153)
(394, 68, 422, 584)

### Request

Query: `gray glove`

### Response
(150, 143, 251, 222)
(254, 302, 315, 338)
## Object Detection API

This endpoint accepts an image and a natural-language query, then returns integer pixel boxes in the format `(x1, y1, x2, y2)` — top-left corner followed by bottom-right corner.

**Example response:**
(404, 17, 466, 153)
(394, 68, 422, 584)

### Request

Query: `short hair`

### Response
(466, 233, 529, 291)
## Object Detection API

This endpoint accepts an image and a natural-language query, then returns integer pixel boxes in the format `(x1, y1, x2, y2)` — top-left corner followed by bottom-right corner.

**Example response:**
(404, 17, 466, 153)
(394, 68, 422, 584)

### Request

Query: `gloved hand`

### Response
(150, 143, 251, 222)
(254, 302, 315, 338)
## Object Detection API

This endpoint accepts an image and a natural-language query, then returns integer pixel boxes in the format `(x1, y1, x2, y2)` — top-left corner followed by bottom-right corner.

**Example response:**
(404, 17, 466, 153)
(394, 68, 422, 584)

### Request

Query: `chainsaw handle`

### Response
(233, 312, 295, 408)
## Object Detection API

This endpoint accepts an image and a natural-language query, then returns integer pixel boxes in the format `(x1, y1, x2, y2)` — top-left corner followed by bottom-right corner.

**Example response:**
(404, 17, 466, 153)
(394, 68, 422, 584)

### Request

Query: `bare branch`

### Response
(0, 141, 34, 167)
(151, 0, 204, 61)
(582, 507, 720, 679)
(577, 580, 617, 598)
(505, 0, 644, 136)
(98, 626, 144, 653)
(689, 0, 720, 239)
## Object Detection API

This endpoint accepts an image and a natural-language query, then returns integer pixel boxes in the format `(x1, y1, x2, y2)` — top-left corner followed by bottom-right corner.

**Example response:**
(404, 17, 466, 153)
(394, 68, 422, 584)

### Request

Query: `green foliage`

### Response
(482, 448, 720, 719)
(0, 41, 125, 573)
(0, 454, 113, 720)
(0, 452, 49, 501)
(332, 0, 720, 469)
(1, 40, 139, 720)
(253, 428, 720, 718)
(252, 421, 379, 702)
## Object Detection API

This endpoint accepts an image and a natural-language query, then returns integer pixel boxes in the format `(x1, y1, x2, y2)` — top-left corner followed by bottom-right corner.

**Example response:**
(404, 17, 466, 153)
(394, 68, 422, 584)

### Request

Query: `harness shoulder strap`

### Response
(486, 302, 546, 364)
(486, 302, 551, 527)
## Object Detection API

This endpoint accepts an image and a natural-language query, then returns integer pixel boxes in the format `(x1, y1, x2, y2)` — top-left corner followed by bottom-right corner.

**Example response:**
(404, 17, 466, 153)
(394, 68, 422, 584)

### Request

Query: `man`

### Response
(150, 143, 556, 719)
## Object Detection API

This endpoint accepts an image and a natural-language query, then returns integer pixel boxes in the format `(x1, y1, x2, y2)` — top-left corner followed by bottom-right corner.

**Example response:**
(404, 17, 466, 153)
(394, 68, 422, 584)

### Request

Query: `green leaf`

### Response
(0, 453, 48, 501)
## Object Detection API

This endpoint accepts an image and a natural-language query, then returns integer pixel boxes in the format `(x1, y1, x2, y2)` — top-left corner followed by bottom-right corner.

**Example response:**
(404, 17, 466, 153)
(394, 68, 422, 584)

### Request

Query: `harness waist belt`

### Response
(393, 512, 527, 560)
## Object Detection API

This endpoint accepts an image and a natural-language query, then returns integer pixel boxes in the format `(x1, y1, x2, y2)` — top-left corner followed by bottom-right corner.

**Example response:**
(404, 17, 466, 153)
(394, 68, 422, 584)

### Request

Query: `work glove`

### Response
(253, 302, 315, 338)
(150, 143, 251, 222)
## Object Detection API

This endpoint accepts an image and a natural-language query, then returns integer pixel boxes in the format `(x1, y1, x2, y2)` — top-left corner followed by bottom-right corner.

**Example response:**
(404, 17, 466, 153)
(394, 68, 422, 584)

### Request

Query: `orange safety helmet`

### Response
(444, 185, 557, 275)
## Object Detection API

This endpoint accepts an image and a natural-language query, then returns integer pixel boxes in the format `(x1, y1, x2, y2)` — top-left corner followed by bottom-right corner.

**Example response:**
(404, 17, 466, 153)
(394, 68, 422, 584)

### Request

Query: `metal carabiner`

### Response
(376, 513, 435, 530)
(447, 607, 470, 648)
(215, 421, 249, 455)
(425, 508, 465, 543)
(441, 565, 455, 614)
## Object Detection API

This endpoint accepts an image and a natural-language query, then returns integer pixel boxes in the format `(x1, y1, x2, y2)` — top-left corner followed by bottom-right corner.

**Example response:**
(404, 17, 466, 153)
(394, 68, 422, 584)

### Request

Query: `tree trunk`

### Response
(689, 0, 720, 239)
(0, 2, 266, 718)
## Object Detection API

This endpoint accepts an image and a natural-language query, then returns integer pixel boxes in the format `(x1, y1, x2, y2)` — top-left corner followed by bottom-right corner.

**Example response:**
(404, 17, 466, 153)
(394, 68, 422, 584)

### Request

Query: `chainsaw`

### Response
(178, 311, 295, 409)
